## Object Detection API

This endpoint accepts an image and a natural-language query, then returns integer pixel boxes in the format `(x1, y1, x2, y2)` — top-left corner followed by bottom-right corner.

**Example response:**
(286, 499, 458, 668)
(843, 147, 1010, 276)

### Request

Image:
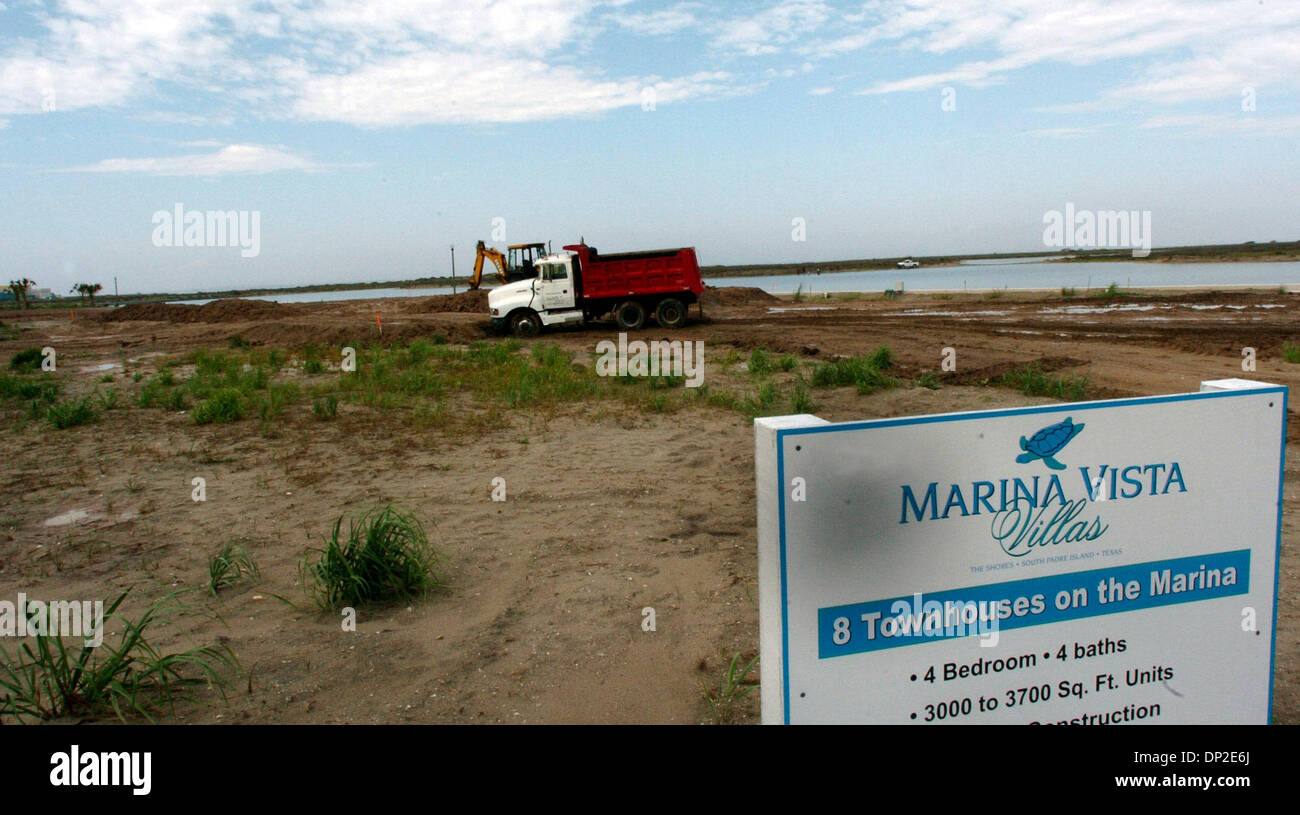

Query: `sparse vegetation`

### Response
(9, 347, 42, 371)
(701, 652, 758, 725)
(208, 543, 259, 595)
(1060, 287, 1076, 297)
(1283, 343, 1300, 364)
(790, 378, 816, 412)
(0, 588, 239, 723)
(45, 396, 99, 429)
(997, 363, 1089, 401)
(810, 347, 897, 394)
(0, 373, 59, 403)
(191, 388, 244, 424)
(312, 394, 339, 420)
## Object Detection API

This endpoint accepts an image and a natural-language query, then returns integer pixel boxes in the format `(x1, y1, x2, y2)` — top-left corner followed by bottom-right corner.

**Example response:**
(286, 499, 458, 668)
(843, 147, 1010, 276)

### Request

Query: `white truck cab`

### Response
(488, 252, 584, 336)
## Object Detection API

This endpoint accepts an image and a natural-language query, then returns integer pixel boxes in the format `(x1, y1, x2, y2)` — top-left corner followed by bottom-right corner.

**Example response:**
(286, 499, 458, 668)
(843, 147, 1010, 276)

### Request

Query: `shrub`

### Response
(46, 397, 98, 429)
(9, 348, 42, 371)
(0, 374, 59, 402)
(302, 506, 442, 609)
(312, 394, 339, 420)
(191, 388, 244, 424)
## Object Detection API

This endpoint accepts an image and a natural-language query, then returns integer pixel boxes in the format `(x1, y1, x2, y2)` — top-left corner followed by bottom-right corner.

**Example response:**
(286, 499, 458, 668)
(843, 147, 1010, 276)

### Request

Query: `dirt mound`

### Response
(101, 298, 297, 323)
(700, 286, 781, 308)
(408, 290, 490, 313)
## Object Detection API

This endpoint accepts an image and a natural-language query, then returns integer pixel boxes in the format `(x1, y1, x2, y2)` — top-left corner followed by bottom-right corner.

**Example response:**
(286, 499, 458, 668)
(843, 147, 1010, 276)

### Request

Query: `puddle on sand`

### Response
(883, 309, 1010, 317)
(80, 362, 123, 373)
(1038, 304, 1165, 315)
(767, 306, 838, 313)
(44, 509, 93, 527)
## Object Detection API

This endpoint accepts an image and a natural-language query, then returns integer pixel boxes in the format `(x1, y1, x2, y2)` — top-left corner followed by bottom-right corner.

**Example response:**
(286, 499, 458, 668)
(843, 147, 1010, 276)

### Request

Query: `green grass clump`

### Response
(701, 652, 758, 725)
(191, 388, 244, 424)
(0, 322, 17, 341)
(790, 379, 816, 412)
(257, 382, 298, 421)
(748, 348, 772, 376)
(867, 346, 893, 370)
(46, 397, 99, 429)
(1060, 287, 1077, 297)
(227, 335, 250, 349)
(303, 358, 325, 375)
(997, 363, 1089, 401)
(917, 371, 942, 390)
(0, 374, 59, 403)
(9, 347, 42, 371)
(208, 543, 259, 595)
(1094, 282, 1120, 299)
(0, 588, 239, 723)
(312, 394, 339, 420)
(810, 347, 897, 394)
(302, 506, 442, 610)
(1282, 343, 1300, 364)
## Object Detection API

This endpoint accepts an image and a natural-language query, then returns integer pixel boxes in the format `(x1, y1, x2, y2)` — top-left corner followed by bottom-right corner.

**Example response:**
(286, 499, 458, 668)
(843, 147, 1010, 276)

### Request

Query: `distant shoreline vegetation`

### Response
(8, 240, 1299, 307)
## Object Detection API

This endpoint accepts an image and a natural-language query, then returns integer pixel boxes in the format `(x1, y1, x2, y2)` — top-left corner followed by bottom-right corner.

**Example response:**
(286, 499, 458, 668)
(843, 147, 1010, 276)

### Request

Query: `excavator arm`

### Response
(470, 240, 509, 289)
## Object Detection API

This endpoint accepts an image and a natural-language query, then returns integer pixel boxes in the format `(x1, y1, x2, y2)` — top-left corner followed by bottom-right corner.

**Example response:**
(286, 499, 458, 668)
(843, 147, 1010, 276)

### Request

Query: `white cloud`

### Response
(0, 0, 725, 124)
(839, 0, 1300, 108)
(711, 0, 830, 56)
(1025, 126, 1102, 138)
(808, 86, 833, 95)
(292, 54, 730, 125)
(63, 144, 319, 175)
(608, 3, 700, 36)
(1139, 112, 1300, 136)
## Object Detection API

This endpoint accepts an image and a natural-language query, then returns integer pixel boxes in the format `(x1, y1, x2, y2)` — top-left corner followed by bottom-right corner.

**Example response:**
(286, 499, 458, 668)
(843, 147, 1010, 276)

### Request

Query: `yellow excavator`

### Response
(469, 240, 548, 289)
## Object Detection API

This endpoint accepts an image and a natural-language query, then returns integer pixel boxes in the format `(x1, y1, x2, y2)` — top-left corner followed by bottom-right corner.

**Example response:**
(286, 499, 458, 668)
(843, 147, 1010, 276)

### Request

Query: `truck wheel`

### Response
(655, 298, 687, 329)
(510, 310, 541, 337)
(615, 301, 646, 330)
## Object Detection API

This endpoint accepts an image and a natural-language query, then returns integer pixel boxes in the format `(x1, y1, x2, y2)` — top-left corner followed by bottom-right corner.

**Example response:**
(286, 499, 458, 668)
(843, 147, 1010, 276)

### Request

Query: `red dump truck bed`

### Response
(563, 243, 704, 301)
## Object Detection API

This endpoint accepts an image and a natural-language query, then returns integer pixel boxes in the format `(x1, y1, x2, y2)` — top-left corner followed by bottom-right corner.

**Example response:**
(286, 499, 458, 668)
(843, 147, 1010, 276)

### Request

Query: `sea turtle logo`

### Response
(1016, 417, 1084, 471)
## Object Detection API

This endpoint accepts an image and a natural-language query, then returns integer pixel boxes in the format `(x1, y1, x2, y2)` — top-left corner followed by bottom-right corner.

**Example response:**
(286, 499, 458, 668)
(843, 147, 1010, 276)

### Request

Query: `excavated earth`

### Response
(1, 284, 1296, 724)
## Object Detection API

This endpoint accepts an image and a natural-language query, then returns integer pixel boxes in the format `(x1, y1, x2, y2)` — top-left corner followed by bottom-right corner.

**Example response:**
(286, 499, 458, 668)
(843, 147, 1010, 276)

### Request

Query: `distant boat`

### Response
(897, 259, 920, 268)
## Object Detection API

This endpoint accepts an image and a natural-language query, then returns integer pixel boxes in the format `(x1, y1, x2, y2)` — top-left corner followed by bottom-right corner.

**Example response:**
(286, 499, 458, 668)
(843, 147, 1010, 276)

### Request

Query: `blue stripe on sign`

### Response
(817, 549, 1250, 658)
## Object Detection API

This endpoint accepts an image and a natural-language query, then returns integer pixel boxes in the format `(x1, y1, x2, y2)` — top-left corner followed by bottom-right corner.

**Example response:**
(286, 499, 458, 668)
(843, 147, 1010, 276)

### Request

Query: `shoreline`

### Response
(10, 248, 1300, 309)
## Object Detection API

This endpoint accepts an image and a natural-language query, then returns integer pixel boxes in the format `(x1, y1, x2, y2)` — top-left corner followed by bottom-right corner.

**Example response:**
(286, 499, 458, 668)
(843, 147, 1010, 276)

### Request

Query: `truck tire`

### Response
(655, 298, 687, 329)
(615, 300, 646, 330)
(510, 310, 541, 337)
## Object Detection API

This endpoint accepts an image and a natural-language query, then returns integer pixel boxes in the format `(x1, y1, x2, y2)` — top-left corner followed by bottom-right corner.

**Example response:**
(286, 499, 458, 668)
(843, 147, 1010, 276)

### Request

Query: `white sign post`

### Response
(756, 381, 1286, 724)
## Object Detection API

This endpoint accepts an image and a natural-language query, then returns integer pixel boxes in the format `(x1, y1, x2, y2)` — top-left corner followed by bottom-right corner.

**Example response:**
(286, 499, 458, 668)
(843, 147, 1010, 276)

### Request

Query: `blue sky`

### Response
(1, 0, 1298, 295)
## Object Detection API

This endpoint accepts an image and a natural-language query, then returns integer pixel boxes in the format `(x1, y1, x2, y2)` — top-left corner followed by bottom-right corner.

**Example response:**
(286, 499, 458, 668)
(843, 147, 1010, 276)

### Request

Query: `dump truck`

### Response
(488, 240, 704, 336)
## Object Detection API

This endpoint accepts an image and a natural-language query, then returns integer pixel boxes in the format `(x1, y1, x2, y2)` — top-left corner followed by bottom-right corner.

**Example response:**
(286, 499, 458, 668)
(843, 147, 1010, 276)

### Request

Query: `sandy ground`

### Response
(1, 285, 1297, 724)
